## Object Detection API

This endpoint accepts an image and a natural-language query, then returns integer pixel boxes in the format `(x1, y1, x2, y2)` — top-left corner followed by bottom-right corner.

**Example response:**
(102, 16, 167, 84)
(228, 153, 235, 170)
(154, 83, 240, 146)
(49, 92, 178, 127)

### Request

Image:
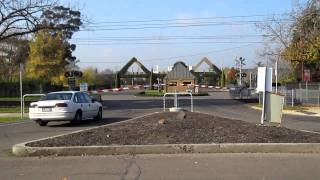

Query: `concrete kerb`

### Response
(11, 111, 320, 156)
(13, 143, 320, 156)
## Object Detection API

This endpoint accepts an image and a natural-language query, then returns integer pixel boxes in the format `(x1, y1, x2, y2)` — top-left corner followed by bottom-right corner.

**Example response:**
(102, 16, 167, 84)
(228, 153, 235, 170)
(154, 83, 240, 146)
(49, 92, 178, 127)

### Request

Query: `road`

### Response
(1, 90, 320, 179)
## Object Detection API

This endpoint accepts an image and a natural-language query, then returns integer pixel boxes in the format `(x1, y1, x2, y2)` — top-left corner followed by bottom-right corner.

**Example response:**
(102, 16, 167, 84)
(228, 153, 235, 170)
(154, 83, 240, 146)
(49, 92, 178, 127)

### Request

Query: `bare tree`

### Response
(0, 0, 57, 41)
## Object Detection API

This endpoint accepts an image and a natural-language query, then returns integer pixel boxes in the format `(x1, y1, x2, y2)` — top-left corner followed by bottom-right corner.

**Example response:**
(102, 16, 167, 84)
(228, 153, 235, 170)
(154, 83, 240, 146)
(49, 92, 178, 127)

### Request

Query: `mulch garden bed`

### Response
(27, 111, 320, 147)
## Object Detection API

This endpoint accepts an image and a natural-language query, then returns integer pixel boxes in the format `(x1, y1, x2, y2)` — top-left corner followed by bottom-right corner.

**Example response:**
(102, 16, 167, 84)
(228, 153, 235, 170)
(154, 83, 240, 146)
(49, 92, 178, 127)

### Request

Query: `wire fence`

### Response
(229, 82, 320, 107)
(279, 83, 320, 106)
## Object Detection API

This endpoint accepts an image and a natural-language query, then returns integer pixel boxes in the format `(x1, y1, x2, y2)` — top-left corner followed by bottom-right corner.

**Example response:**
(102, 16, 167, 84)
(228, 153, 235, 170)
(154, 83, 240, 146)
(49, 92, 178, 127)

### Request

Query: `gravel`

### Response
(27, 111, 320, 147)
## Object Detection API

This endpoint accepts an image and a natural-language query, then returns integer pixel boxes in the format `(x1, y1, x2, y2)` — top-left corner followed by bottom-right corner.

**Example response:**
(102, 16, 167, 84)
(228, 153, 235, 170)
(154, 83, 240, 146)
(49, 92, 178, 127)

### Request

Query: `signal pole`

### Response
(235, 57, 246, 86)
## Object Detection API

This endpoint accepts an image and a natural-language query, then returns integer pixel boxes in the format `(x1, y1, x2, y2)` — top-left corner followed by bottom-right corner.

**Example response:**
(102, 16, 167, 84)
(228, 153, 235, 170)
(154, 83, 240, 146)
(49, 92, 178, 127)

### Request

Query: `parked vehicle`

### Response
(29, 91, 103, 126)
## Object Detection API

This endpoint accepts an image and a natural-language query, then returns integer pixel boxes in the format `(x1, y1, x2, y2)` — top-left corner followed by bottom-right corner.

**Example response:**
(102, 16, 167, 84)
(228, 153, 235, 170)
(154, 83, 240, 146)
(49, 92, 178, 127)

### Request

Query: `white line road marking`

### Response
(300, 129, 320, 134)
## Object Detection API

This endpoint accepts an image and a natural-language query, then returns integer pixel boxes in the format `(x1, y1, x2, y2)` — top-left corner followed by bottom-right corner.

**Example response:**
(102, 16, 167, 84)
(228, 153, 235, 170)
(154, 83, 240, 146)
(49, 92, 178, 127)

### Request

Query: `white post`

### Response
(249, 72, 252, 89)
(275, 58, 278, 93)
(239, 60, 242, 86)
(20, 63, 23, 119)
(291, 89, 294, 107)
(306, 81, 308, 104)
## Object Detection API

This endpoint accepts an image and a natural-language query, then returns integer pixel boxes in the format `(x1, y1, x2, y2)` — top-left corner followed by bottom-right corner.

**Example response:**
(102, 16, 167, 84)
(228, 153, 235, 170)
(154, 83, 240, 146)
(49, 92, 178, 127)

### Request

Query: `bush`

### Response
(0, 81, 63, 97)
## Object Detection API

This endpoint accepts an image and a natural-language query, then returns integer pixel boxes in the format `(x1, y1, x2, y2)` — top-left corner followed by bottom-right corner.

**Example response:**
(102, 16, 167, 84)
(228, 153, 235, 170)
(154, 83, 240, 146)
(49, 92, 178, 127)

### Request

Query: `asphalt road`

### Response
(1, 90, 320, 179)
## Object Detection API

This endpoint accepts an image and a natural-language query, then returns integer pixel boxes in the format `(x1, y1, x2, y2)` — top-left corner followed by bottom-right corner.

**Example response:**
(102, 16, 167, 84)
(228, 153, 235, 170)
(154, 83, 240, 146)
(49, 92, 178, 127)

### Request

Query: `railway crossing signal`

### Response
(64, 71, 83, 78)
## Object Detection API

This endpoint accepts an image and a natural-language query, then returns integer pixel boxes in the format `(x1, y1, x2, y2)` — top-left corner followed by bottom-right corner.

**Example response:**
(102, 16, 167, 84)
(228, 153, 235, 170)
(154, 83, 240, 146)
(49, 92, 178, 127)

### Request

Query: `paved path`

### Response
(1, 153, 320, 180)
(1, 91, 320, 179)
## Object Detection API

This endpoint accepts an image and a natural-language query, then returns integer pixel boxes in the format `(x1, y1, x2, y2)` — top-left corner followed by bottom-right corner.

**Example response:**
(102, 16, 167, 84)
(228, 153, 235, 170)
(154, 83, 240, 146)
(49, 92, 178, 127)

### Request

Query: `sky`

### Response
(63, 0, 301, 72)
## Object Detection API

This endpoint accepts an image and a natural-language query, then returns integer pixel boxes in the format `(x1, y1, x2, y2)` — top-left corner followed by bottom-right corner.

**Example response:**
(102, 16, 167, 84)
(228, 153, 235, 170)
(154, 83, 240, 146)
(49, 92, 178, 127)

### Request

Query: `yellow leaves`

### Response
(78, 67, 98, 86)
(25, 31, 66, 83)
(282, 37, 320, 62)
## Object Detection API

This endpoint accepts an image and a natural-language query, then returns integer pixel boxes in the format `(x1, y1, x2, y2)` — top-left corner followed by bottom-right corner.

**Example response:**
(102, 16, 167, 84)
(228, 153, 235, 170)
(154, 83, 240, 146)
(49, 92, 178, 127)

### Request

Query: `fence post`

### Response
(318, 85, 320, 107)
(299, 83, 302, 103)
(306, 81, 308, 104)
(291, 89, 294, 107)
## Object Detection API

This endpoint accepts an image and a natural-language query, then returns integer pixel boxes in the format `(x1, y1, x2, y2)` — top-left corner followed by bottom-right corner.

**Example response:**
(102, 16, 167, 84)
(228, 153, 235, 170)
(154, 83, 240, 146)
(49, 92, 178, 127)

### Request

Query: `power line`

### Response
(71, 34, 271, 42)
(84, 19, 292, 28)
(80, 20, 292, 31)
(74, 41, 264, 45)
(86, 13, 287, 25)
(78, 43, 255, 63)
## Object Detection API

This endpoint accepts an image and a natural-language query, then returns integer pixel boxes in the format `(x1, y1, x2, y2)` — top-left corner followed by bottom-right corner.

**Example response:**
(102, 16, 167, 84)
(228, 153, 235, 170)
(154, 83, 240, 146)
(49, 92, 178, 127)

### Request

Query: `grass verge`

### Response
(0, 107, 29, 113)
(0, 96, 41, 101)
(249, 103, 308, 111)
(0, 117, 22, 123)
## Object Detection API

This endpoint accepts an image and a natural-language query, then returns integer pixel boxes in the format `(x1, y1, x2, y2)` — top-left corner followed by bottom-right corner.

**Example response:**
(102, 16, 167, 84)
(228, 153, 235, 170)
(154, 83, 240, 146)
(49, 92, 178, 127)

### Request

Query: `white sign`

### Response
(195, 87, 199, 94)
(79, 83, 88, 92)
(256, 67, 272, 92)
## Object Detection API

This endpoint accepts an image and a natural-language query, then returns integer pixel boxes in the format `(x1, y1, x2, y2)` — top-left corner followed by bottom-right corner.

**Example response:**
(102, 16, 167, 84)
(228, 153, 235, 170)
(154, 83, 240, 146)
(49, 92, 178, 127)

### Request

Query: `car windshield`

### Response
(41, 93, 73, 101)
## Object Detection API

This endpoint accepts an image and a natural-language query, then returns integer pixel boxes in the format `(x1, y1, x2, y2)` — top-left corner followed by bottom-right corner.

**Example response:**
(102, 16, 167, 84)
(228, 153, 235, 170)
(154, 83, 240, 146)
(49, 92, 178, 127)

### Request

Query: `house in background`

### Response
(164, 61, 196, 93)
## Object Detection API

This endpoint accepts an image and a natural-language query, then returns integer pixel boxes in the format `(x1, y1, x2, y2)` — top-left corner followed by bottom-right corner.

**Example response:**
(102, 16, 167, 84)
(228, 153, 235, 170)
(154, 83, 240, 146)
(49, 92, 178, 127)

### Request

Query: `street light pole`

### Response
(275, 57, 278, 93)
(19, 63, 23, 119)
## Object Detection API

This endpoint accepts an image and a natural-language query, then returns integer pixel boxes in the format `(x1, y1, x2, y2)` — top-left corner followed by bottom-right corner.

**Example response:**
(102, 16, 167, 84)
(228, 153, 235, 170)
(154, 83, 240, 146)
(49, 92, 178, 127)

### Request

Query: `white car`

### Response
(29, 91, 103, 126)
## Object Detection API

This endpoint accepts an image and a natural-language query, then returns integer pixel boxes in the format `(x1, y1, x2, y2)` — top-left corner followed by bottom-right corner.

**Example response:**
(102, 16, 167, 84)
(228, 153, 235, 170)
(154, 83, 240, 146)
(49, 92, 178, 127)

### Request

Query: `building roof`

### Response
(165, 61, 195, 80)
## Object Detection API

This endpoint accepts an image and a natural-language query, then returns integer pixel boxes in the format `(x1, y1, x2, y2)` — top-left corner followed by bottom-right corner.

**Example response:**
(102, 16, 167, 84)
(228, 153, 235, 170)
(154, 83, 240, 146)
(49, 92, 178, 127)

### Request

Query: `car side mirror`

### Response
(91, 98, 97, 103)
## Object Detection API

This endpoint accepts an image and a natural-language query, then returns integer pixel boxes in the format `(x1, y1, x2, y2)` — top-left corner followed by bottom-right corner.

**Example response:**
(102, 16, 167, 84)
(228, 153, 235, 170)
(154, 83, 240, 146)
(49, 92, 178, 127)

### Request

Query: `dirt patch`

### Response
(27, 112, 320, 147)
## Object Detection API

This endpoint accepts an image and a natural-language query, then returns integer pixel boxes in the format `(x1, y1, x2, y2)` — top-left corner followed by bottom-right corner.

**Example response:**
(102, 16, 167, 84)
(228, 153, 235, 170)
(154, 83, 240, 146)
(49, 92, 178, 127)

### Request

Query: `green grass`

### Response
(0, 117, 23, 123)
(0, 96, 41, 101)
(249, 103, 308, 111)
(0, 107, 29, 113)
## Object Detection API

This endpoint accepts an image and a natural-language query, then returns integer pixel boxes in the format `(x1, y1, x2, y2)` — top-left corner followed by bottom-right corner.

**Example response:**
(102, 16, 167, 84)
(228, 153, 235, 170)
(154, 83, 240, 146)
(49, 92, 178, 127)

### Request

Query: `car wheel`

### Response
(95, 108, 102, 120)
(72, 110, 82, 124)
(37, 120, 48, 126)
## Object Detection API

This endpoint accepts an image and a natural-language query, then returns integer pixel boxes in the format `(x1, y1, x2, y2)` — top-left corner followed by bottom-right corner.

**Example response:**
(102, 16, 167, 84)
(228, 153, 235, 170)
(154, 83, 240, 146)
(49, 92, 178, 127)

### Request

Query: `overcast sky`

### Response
(64, 0, 303, 72)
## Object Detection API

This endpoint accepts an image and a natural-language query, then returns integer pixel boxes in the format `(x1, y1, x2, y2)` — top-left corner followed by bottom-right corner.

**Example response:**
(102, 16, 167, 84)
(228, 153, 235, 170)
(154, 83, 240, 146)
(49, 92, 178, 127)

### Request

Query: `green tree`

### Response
(26, 31, 66, 90)
(79, 67, 98, 86)
(226, 67, 237, 85)
(282, 1, 320, 62)
(219, 69, 226, 87)
(0, 38, 29, 82)
(41, 6, 82, 64)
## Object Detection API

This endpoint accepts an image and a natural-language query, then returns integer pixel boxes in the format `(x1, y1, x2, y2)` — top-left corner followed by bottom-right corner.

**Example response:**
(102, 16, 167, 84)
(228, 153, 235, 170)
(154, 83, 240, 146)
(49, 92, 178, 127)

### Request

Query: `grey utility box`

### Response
(265, 92, 285, 124)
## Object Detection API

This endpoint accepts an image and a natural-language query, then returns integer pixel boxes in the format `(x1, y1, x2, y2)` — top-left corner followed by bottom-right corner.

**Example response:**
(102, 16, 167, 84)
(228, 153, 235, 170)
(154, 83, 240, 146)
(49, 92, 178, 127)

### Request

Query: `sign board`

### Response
(195, 87, 199, 94)
(68, 77, 76, 91)
(80, 83, 88, 92)
(256, 67, 273, 92)
(303, 69, 311, 82)
(153, 65, 159, 74)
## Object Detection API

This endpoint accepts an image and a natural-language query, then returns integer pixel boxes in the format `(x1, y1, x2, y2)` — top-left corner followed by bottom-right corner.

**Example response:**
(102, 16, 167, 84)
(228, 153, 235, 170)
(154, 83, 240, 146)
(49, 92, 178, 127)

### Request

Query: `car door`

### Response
(73, 93, 85, 117)
(78, 92, 90, 119)
(82, 93, 95, 118)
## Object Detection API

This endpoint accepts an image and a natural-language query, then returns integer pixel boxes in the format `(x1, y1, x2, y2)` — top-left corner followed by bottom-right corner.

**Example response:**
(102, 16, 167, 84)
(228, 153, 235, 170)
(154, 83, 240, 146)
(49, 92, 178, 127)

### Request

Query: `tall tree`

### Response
(256, 0, 320, 82)
(220, 69, 226, 87)
(0, 38, 29, 82)
(0, 0, 58, 41)
(282, 1, 320, 62)
(26, 31, 66, 89)
(40, 6, 82, 63)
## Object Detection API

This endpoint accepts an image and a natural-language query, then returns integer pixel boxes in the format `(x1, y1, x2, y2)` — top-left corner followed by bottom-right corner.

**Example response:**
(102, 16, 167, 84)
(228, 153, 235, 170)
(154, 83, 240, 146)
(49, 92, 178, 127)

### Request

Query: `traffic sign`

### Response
(68, 77, 76, 90)
(64, 71, 83, 78)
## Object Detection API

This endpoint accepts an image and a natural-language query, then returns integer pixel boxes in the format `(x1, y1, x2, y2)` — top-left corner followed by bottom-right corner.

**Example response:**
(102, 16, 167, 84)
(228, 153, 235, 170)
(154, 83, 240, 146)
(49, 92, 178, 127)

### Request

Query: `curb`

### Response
(249, 105, 320, 117)
(11, 111, 320, 157)
(12, 143, 320, 156)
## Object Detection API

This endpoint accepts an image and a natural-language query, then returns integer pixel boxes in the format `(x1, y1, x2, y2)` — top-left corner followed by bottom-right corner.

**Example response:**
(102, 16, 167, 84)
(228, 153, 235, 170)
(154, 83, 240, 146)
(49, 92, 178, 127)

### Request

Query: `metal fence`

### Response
(229, 82, 320, 106)
(279, 83, 320, 106)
